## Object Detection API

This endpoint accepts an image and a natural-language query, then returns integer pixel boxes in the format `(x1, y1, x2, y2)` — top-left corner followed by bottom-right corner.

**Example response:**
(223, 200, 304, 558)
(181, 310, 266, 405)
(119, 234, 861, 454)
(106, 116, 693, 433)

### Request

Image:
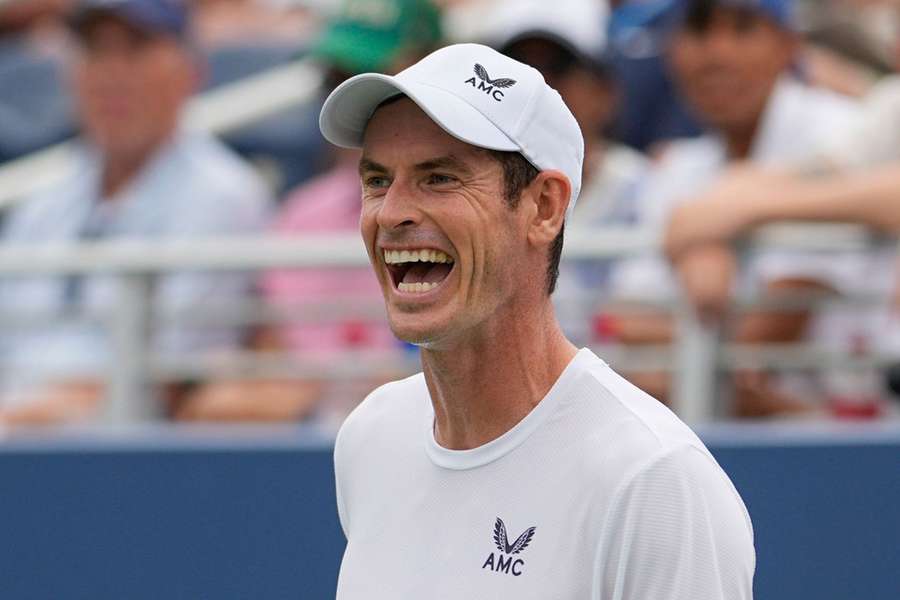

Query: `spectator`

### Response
(664, 0, 900, 259)
(663, 0, 900, 407)
(0, 0, 271, 425)
(482, 0, 650, 344)
(609, 0, 862, 415)
(607, 0, 703, 151)
(176, 0, 442, 425)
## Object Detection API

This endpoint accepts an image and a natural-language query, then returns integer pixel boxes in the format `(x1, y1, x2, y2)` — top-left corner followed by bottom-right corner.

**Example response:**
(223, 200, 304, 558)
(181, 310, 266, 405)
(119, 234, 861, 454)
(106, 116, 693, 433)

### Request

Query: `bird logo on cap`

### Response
(473, 64, 517, 88)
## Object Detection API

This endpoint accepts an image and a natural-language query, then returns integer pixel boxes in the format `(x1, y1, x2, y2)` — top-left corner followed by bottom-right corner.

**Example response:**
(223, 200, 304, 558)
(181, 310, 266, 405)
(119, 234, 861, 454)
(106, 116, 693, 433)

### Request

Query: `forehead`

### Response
(74, 14, 179, 51)
(362, 97, 487, 166)
(679, 4, 780, 35)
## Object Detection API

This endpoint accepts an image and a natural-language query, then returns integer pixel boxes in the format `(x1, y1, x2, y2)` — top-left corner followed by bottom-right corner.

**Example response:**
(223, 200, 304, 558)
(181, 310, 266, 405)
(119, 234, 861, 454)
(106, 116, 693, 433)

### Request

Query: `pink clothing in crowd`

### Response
(261, 163, 397, 355)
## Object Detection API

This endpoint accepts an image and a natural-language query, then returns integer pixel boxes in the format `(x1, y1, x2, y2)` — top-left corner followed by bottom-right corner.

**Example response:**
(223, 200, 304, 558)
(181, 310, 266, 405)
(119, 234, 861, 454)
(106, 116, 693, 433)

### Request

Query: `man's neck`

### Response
(420, 299, 578, 451)
(722, 115, 762, 161)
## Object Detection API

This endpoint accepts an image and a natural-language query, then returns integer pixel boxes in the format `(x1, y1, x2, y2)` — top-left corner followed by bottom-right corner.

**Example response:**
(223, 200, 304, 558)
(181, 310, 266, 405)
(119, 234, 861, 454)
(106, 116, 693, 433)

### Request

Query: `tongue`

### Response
(401, 263, 452, 284)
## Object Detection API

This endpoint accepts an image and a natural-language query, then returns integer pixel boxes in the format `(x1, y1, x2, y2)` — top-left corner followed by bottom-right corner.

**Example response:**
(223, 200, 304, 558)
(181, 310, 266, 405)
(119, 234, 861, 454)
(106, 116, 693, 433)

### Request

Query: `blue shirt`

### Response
(0, 129, 272, 401)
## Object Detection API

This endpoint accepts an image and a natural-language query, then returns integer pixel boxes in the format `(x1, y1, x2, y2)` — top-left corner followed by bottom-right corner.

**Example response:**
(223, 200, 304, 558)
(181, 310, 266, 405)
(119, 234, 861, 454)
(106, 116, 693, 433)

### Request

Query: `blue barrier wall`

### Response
(1, 423, 898, 600)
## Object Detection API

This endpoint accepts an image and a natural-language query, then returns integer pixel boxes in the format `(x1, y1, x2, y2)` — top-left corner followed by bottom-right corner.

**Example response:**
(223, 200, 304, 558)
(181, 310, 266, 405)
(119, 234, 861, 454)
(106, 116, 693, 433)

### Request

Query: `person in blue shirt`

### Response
(0, 0, 271, 425)
(607, 0, 702, 150)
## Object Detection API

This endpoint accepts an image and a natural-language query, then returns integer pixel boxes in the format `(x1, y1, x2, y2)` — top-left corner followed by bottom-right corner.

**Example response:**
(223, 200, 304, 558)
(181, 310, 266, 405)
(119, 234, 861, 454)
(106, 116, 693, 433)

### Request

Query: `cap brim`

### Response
(319, 73, 520, 152)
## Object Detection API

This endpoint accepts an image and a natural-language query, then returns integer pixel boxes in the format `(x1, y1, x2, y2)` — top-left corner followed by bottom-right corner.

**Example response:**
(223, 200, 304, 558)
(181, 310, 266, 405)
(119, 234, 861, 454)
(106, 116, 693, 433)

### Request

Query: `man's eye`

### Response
(427, 173, 455, 185)
(365, 176, 390, 189)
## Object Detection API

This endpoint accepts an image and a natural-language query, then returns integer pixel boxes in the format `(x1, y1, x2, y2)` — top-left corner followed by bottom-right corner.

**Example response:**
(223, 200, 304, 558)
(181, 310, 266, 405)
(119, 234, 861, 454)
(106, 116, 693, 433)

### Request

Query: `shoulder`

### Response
(2, 145, 96, 240)
(646, 137, 722, 196)
(603, 143, 650, 176)
(557, 351, 716, 487)
(854, 75, 900, 134)
(335, 372, 428, 459)
(593, 443, 755, 599)
(863, 75, 900, 111)
(161, 132, 273, 229)
(792, 79, 860, 121)
(625, 135, 721, 224)
(177, 132, 265, 187)
(610, 444, 749, 527)
(172, 132, 270, 203)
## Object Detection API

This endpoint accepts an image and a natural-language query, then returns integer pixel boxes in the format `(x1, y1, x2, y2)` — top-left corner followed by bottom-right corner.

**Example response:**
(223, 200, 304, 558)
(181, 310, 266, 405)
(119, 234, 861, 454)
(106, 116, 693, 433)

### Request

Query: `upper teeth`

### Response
(383, 249, 453, 264)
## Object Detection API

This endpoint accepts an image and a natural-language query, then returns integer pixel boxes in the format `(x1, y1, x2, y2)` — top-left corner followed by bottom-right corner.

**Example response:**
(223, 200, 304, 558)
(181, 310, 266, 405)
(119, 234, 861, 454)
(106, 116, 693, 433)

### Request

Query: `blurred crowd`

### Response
(2, 0, 900, 428)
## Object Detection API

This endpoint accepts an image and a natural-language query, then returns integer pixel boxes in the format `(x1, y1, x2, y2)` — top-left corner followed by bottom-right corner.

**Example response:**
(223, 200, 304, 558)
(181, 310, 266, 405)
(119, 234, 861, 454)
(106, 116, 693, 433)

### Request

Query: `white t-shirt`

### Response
(334, 349, 755, 599)
(818, 75, 900, 171)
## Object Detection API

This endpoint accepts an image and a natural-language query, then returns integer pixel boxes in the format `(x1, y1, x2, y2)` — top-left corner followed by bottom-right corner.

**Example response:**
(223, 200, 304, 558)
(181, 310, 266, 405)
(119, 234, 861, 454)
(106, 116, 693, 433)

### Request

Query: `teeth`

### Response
(383, 249, 453, 265)
(398, 282, 439, 293)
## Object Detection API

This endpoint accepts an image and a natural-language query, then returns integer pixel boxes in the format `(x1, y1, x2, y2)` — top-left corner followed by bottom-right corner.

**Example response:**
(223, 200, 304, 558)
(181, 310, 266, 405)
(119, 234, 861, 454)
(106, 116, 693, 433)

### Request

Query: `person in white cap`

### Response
(319, 43, 755, 599)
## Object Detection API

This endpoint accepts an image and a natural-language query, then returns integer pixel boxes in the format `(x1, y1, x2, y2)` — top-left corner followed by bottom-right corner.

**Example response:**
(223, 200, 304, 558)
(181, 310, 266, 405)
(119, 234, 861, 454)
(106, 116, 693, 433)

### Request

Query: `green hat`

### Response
(314, 0, 443, 75)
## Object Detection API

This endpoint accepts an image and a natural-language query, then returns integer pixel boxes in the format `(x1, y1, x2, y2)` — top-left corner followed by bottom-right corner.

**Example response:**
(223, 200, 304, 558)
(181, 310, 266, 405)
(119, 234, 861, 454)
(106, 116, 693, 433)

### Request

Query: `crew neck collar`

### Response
(424, 348, 595, 470)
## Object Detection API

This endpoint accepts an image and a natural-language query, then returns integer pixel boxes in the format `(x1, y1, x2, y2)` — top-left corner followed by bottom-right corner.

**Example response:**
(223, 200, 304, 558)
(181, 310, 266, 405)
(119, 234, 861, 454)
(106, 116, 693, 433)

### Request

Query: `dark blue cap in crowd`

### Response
(68, 0, 190, 39)
(680, 0, 795, 30)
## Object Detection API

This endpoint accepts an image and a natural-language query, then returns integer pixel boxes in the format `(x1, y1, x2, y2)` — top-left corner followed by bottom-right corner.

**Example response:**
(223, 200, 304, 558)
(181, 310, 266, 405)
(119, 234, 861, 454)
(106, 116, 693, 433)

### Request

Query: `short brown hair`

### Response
(487, 150, 565, 295)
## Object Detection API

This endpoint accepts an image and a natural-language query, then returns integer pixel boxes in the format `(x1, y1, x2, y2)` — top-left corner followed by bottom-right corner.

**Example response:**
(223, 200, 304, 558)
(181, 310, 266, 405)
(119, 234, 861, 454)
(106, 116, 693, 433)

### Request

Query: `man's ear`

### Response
(525, 170, 570, 248)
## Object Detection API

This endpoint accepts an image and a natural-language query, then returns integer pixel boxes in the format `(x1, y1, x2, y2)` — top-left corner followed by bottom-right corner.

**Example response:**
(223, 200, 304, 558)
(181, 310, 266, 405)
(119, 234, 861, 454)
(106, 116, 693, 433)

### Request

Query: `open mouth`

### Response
(383, 248, 455, 294)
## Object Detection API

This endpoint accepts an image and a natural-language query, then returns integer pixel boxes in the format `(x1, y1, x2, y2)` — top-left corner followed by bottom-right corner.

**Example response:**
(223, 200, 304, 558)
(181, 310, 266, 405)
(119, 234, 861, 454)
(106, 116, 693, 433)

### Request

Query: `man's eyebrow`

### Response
(358, 157, 389, 176)
(413, 155, 474, 176)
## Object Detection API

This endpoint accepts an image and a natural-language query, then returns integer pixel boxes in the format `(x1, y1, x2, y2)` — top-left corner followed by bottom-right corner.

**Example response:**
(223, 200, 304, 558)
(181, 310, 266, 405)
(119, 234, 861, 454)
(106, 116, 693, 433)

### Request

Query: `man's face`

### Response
(359, 98, 532, 348)
(669, 7, 794, 131)
(71, 16, 196, 155)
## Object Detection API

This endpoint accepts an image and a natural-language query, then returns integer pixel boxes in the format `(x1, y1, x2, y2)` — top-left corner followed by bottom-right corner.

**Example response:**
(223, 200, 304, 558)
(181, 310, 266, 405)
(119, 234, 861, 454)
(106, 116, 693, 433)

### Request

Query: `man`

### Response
(0, 0, 270, 424)
(660, 38, 900, 397)
(318, 43, 754, 598)
(609, 0, 860, 412)
(176, 0, 443, 423)
(664, 38, 900, 268)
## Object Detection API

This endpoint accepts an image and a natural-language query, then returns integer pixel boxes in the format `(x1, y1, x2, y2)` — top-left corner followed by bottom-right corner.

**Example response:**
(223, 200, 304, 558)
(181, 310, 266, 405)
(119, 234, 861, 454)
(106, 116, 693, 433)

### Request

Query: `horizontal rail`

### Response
(2, 342, 889, 382)
(0, 224, 884, 275)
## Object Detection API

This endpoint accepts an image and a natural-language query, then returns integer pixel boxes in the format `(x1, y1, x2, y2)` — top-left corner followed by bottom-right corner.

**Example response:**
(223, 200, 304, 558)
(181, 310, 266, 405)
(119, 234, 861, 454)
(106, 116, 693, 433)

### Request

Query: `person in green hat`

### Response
(175, 0, 443, 424)
(314, 0, 442, 78)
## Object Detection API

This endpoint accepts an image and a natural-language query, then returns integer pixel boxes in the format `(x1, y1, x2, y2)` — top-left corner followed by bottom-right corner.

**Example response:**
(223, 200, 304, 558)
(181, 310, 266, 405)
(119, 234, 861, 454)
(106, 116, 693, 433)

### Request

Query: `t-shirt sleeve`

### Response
(594, 445, 755, 600)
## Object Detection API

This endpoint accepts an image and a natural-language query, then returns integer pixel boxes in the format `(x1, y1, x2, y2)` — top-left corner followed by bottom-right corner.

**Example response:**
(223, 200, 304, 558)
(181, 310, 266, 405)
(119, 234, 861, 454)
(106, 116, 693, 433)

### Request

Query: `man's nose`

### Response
(376, 180, 421, 230)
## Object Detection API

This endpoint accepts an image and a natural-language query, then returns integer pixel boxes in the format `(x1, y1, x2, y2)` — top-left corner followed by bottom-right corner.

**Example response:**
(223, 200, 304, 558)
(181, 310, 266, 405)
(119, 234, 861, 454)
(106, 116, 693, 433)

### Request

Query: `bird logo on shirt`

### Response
(483, 517, 536, 576)
(493, 517, 536, 555)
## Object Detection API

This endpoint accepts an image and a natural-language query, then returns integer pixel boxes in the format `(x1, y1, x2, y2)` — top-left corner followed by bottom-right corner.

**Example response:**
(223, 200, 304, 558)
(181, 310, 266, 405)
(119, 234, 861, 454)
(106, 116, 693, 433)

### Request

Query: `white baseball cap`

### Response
(318, 43, 584, 217)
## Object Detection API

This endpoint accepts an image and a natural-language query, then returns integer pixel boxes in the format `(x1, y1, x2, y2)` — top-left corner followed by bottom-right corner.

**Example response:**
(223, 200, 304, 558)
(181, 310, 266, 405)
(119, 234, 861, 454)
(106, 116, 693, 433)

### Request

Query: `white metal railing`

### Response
(0, 224, 892, 425)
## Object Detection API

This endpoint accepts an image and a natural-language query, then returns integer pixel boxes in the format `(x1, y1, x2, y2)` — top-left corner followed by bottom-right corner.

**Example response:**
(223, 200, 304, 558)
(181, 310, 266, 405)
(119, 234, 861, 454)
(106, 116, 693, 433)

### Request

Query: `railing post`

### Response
(105, 273, 154, 423)
(672, 300, 719, 424)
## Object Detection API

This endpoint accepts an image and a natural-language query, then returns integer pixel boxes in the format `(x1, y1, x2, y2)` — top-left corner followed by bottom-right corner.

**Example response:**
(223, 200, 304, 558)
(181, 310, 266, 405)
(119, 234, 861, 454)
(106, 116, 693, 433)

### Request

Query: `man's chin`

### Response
(387, 311, 454, 348)
(388, 321, 441, 347)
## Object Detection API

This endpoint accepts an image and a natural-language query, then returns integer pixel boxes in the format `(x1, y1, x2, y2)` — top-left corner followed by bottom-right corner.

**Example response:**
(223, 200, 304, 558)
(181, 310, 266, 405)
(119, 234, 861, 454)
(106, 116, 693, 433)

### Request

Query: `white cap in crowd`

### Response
(479, 0, 609, 61)
(319, 43, 584, 217)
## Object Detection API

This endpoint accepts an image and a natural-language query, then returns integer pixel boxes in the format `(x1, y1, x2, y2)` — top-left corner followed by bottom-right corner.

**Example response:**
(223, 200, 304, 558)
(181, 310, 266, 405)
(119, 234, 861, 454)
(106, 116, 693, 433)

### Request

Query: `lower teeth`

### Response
(398, 282, 438, 293)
